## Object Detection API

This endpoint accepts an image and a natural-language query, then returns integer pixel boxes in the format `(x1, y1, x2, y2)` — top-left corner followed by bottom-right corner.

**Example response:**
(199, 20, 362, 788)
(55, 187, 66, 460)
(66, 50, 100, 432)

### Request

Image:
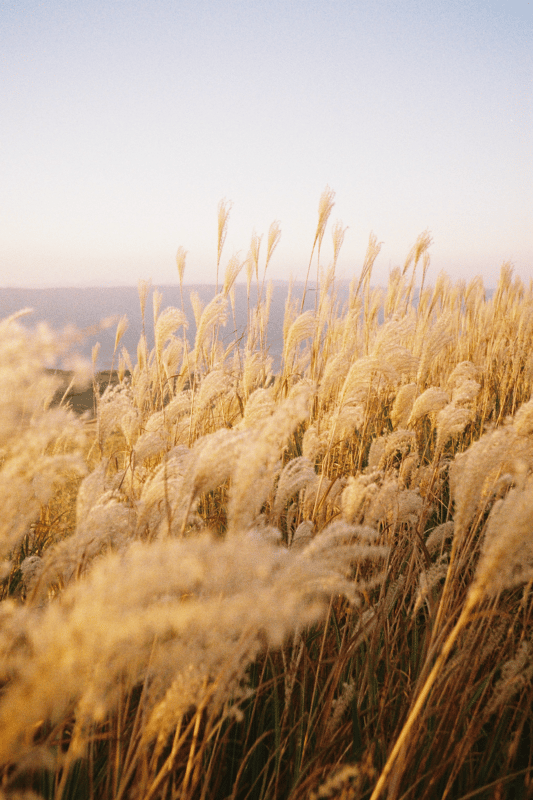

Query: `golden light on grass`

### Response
(1, 195, 532, 799)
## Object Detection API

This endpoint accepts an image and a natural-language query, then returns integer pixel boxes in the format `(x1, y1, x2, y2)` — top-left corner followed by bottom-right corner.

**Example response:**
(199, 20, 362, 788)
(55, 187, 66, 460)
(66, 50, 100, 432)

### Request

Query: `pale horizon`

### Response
(2, 0, 532, 290)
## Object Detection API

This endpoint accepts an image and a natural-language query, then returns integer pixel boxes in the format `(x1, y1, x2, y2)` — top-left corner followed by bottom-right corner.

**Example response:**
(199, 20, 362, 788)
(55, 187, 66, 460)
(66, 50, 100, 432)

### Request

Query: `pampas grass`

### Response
(1, 194, 533, 799)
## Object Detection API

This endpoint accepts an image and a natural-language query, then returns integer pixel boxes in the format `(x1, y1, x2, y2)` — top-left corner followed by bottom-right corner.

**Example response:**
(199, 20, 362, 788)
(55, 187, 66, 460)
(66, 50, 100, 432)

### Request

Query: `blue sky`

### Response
(1, 0, 531, 288)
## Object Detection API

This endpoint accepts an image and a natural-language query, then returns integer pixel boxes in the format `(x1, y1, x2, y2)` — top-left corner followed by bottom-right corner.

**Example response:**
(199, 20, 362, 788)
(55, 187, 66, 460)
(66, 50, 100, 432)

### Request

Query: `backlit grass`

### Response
(1, 190, 533, 799)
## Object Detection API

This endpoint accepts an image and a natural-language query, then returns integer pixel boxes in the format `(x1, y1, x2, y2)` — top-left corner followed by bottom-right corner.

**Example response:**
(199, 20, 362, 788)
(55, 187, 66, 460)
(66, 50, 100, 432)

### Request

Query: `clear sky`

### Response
(1, 0, 532, 288)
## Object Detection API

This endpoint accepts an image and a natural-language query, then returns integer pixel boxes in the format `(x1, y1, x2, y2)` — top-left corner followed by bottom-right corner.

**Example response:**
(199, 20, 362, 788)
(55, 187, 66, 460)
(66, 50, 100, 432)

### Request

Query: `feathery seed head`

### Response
(272, 457, 316, 519)
(282, 311, 316, 367)
(248, 230, 262, 281)
(484, 640, 533, 719)
(318, 351, 352, 406)
(237, 386, 276, 429)
(113, 315, 129, 353)
(513, 398, 533, 437)
(137, 279, 151, 325)
(20, 555, 44, 596)
(133, 429, 169, 462)
(228, 384, 314, 534)
(136, 333, 148, 372)
(290, 520, 315, 549)
(223, 253, 244, 296)
(302, 423, 323, 461)
(155, 307, 188, 362)
(399, 451, 420, 487)
(416, 312, 455, 386)
(193, 293, 228, 366)
(361, 476, 398, 529)
(384, 429, 417, 460)
(342, 474, 380, 524)
(266, 220, 282, 269)
(340, 356, 398, 407)
(435, 403, 473, 453)
(217, 198, 232, 270)
(367, 436, 387, 471)
(450, 424, 533, 539)
(425, 521, 455, 556)
(472, 474, 533, 599)
(447, 361, 480, 389)
(303, 475, 345, 526)
(97, 382, 138, 445)
(414, 554, 448, 613)
(315, 186, 336, 252)
(391, 383, 418, 429)
(176, 246, 187, 283)
(152, 289, 163, 326)
(452, 380, 480, 406)
(332, 220, 348, 267)
(193, 369, 233, 421)
(408, 387, 449, 426)
(350, 232, 382, 300)
(328, 403, 366, 442)
(91, 341, 101, 373)
(403, 230, 433, 276)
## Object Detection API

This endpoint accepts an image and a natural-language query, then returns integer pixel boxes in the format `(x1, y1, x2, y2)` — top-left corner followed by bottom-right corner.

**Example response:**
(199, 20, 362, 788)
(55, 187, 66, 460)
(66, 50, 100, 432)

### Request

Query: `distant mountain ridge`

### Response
(0, 284, 325, 371)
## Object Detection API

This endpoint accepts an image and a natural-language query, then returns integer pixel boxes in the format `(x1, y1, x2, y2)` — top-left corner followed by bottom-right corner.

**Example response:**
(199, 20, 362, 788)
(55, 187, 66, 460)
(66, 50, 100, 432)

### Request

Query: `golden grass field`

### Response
(1, 193, 533, 799)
